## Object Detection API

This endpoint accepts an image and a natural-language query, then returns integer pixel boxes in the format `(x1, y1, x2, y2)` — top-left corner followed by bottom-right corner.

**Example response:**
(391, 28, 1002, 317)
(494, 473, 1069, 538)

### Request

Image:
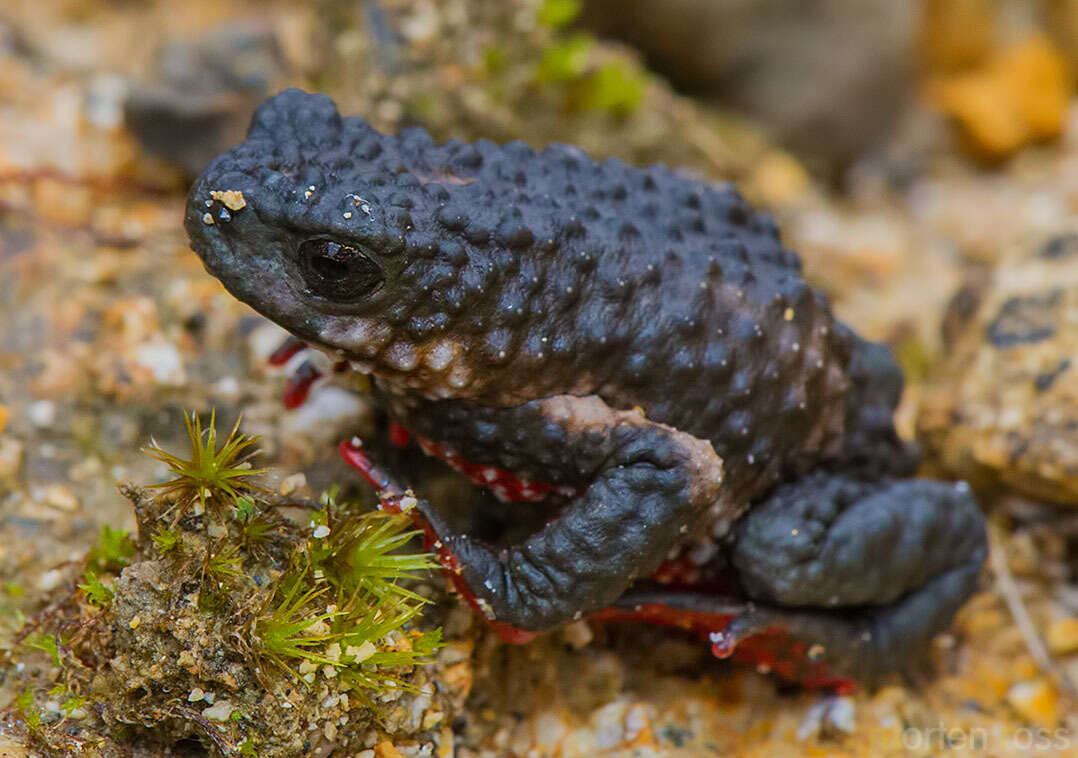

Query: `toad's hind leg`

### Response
(611, 473, 986, 688)
(725, 472, 985, 684)
(345, 394, 727, 633)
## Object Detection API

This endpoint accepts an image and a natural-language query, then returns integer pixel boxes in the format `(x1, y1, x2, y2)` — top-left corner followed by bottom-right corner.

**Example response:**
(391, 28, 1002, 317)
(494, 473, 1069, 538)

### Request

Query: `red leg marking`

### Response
(651, 558, 703, 585)
(589, 604, 857, 693)
(268, 335, 307, 366)
(389, 423, 412, 449)
(338, 438, 539, 645)
(410, 431, 578, 503)
(283, 360, 323, 409)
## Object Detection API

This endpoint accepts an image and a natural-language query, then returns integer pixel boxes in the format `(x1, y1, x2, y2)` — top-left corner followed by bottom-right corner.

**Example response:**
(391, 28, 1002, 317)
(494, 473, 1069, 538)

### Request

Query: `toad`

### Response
(186, 90, 986, 689)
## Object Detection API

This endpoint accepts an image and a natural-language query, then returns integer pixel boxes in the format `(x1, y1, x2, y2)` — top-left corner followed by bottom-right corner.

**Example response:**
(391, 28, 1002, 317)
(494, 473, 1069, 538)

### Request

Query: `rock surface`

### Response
(920, 232, 1078, 505)
(580, 0, 918, 171)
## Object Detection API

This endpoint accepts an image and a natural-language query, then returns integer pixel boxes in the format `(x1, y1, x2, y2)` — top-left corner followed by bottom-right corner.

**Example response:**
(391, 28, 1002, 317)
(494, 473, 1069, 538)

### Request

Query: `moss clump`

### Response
(143, 410, 266, 519)
(528, 0, 647, 115)
(536, 0, 581, 29)
(3, 411, 464, 757)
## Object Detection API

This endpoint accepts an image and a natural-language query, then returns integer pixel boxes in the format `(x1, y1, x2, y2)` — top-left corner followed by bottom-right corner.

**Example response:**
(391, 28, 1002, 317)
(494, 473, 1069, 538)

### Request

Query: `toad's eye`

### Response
(298, 239, 384, 302)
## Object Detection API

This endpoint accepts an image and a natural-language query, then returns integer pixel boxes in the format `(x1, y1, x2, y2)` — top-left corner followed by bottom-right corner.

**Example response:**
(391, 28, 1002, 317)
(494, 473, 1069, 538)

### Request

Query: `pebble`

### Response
(27, 400, 57, 428)
(927, 34, 1073, 159)
(213, 376, 241, 400)
(0, 438, 23, 480)
(1006, 678, 1061, 728)
(133, 339, 186, 386)
(201, 700, 234, 722)
(38, 568, 65, 591)
(278, 472, 308, 496)
(348, 641, 377, 663)
(1047, 618, 1078, 655)
(374, 741, 404, 758)
(210, 189, 247, 211)
(561, 620, 593, 649)
(41, 484, 78, 512)
(797, 695, 857, 739)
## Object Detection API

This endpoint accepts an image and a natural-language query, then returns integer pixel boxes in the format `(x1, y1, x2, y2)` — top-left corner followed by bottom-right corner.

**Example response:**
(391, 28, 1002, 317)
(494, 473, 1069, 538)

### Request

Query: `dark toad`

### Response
(185, 90, 987, 689)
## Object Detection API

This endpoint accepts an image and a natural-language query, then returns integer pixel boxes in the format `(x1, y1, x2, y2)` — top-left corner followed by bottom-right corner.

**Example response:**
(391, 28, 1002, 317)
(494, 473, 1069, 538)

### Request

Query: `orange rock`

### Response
(926, 35, 1073, 159)
(920, 0, 997, 72)
(0, 405, 8, 434)
(1007, 678, 1061, 729)
(374, 741, 403, 758)
(1046, 617, 1078, 655)
(31, 178, 94, 228)
(442, 661, 474, 698)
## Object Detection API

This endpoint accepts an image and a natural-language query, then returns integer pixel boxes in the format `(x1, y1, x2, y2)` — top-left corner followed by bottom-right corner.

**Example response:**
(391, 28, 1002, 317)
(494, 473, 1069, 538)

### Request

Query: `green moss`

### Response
(86, 525, 135, 573)
(15, 687, 42, 732)
(247, 491, 441, 694)
(24, 632, 61, 667)
(150, 525, 181, 554)
(536, 34, 593, 83)
(78, 569, 114, 607)
(253, 576, 347, 674)
(536, 0, 581, 28)
(576, 64, 647, 114)
(236, 503, 283, 556)
(233, 496, 257, 522)
(483, 45, 508, 75)
(61, 695, 87, 716)
(143, 410, 266, 518)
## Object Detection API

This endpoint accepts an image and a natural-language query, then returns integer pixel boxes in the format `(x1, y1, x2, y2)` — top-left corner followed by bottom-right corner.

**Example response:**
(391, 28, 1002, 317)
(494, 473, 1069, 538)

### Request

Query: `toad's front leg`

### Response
(343, 395, 726, 632)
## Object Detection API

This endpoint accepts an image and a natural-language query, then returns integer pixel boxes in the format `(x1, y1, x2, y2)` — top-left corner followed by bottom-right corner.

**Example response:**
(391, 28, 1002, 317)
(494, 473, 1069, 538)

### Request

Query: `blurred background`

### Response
(2, 1, 1078, 756)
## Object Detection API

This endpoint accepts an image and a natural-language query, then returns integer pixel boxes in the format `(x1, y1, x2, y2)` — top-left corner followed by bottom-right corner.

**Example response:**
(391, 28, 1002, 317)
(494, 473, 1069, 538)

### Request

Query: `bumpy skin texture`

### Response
(186, 90, 986, 686)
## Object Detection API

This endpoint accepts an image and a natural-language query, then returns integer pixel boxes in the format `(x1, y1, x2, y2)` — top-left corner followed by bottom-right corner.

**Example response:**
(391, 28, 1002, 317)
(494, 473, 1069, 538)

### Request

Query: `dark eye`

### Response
(298, 239, 384, 302)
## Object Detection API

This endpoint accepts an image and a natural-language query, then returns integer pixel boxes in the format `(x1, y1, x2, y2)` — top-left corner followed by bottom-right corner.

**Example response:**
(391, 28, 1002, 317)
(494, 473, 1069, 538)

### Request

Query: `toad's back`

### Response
(373, 131, 895, 492)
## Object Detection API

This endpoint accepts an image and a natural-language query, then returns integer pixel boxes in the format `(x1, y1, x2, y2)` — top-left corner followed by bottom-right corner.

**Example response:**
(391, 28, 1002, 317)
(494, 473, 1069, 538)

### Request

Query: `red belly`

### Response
(389, 422, 579, 503)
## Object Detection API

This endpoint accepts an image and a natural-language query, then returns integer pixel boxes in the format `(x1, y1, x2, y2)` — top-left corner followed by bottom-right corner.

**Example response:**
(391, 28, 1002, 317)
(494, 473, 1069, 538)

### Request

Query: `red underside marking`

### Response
(410, 432, 579, 503)
(651, 557, 704, 586)
(338, 438, 538, 645)
(268, 335, 307, 366)
(590, 603, 857, 694)
(282, 360, 323, 409)
(389, 422, 412, 449)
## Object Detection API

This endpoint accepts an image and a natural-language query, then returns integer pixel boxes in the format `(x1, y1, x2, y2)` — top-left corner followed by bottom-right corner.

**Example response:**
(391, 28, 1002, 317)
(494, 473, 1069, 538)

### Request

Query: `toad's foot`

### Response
(596, 473, 985, 691)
